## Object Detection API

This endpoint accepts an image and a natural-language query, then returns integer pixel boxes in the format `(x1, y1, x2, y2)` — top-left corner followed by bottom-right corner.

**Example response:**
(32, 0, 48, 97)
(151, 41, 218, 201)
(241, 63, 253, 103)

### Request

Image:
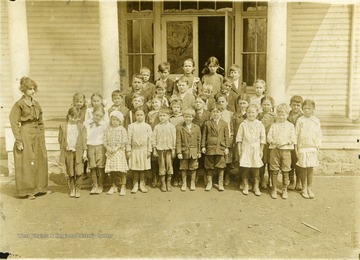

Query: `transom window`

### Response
(163, 1, 232, 13)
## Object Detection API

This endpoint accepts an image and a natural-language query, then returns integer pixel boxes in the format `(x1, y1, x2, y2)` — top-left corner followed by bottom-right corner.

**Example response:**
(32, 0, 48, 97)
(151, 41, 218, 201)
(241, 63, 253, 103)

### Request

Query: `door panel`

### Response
(225, 11, 234, 75)
(162, 17, 198, 79)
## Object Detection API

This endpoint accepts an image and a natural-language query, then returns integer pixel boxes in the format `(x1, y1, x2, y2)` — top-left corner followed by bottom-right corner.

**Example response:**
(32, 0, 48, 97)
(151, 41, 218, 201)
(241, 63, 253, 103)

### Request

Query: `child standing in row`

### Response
(103, 111, 130, 196)
(257, 96, 276, 189)
(176, 108, 201, 191)
(236, 104, 266, 196)
(128, 108, 153, 193)
(201, 56, 223, 95)
(250, 79, 266, 110)
(171, 76, 195, 110)
(295, 99, 322, 199)
(140, 67, 156, 101)
(155, 62, 174, 99)
(228, 64, 245, 96)
(287, 95, 304, 190)
(86, 106, 107, 194)
(108, 90, 129, 123)
(180, 58, 202, 96)
(84, 92, 109, 127)
(267, 103, 296, 199)
(152, 107, 177, 192)
(202, 107, 230, 192)
(58, 107, 87, 198)
(72, 92, 87, 124)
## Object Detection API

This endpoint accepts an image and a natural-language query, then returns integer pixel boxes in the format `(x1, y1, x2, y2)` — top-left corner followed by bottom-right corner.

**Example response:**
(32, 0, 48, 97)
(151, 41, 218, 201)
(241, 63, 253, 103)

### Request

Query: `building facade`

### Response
(1, 0, 359, 174)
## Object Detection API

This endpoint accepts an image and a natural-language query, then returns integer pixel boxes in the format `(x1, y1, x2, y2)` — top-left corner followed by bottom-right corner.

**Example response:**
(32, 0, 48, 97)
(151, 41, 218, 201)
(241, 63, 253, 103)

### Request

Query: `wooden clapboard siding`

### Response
(0, 0, 13, 137)
(26, 1, 102, 121)
(352, 4, 360, 117)
(287, 3, 351, 117)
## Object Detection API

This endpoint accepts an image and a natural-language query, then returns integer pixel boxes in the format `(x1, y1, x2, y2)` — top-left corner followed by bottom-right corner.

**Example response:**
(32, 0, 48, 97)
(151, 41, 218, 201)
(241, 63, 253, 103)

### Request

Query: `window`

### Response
(127, 19, 155, 81)
(126, 1, 153, 13)
(242, 2, 267, 86)
(163, 1, 232, 13)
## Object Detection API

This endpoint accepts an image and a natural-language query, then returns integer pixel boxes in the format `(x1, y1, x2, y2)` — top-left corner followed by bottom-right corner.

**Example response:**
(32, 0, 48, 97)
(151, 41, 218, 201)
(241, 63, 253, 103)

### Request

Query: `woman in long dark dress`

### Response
(9, 77, 49, 200)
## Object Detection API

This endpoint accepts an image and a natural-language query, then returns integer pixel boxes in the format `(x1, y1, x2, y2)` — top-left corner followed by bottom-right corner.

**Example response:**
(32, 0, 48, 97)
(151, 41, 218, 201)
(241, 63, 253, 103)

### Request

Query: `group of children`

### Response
(58, 56, 322, 200)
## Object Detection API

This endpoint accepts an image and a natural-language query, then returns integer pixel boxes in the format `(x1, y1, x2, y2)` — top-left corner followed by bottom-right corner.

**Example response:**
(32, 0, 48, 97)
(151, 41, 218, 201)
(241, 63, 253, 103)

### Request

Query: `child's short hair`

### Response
(290, 95, 303, 105)
(159, 107, 171, 115)
(67, 107, 80, 120)
(132, 93, 145, 103)
(155, 81, 167, 90)
(151, 97, 162, 104)
(178, 76, 189, 85)
(19, 76, 38, 93)
(222, 77, 233, 86)
(182, 58, 195, 67)
(140, 67, 151, 74)
(182, 107, 196, 117)
(228, 64, 241, 74)
(260, 96, 275, 107)
(170, 99, 182, 109)
(158, 62, 170, 72)
(254, 79, 266, 88)
(247, 104, 259, 113)
(237, 94, 251, 104)
(302, 99, 316, 109)
(111, 90, 124, 99)
(210, 106, 220, 113)
(196, 94, 208, 103)
(134, 106, 145, 115)
(215, 93, 228, 102)
(276, 103, 290, 114)
(132, 73, 143, 82)
(93, 105, 105, 115)
(73, 92, 86, 103)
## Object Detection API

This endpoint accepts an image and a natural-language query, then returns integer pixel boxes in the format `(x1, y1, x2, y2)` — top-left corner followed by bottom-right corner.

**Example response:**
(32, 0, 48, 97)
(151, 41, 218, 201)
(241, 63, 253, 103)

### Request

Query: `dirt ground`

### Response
(0, 174, 359, 259)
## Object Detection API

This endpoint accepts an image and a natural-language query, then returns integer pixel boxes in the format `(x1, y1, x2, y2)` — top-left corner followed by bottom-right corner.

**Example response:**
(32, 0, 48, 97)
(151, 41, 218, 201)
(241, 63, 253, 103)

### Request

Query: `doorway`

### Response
(198, 17, 225, 77)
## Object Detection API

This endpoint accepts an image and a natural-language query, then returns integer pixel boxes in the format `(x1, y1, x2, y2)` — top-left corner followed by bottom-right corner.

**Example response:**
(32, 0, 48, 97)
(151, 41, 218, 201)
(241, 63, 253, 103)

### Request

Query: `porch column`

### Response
(266, 2, 287, 105)
(99, 0, 120, 105)
(8, 0, 30, 102)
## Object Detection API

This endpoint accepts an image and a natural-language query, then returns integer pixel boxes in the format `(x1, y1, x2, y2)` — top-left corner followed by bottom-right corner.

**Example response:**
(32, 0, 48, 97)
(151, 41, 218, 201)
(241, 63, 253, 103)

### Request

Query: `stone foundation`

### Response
(3, 149, 360, 176)
(317, 149, 360, 174)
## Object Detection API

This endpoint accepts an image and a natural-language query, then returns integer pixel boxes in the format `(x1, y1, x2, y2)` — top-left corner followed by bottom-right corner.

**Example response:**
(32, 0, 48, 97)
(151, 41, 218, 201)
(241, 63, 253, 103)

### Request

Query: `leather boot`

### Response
(119, 185, 126, 196)
(205, 171, 213, 191)
(259, 165, 267, 189)
(288, 169, 295, 190)
(190, 171, 196, 191)
(270, 171, 278, 199)
(96, 168, 105, 194)
(139, 172, 148, 193)
(166, 175, 172, 192)
(242, 178, 249, 195)
(295, 167, 302, 191)
(224, 167, 230, 186)
(131, 171, 139, 193)
(282, 172, 289, 199)
(68, 177, 75, 198)
(181, 171, 187, 192)
(218, 170, 224, 191)
(74, 175, 81, 198)
(307, 168, 314, 199)
(152, 172, 158, 188)
(300, 167, 309, 199)
(160, 176, 166, 192)
(254, 177, 261, 196)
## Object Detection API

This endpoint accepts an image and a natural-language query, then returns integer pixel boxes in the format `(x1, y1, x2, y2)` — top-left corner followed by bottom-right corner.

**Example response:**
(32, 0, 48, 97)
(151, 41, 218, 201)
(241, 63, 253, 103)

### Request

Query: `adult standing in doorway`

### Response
(9, 76, 50, 200)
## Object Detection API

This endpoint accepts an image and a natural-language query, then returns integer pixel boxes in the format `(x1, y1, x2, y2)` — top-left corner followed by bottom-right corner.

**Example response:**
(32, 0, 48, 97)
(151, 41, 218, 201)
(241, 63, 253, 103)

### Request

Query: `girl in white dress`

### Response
(295, 99, 322, 199)
(128, 108, 153, 194)
(236, 104, 266, 196)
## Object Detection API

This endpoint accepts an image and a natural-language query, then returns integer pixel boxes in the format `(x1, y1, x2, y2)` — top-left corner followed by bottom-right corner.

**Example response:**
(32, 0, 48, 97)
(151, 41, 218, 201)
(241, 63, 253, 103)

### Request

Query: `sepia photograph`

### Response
(0, 0, 359, 258)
